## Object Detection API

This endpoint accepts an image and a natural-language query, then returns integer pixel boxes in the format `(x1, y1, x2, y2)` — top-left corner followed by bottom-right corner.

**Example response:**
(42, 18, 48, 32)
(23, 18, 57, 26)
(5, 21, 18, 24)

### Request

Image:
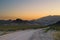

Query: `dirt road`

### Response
(0, 29, 54, 40)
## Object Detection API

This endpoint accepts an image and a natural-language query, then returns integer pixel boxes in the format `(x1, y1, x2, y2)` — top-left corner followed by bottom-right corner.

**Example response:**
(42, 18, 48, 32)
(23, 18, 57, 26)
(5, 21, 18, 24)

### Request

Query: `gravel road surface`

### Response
(0, 29, 55, 40)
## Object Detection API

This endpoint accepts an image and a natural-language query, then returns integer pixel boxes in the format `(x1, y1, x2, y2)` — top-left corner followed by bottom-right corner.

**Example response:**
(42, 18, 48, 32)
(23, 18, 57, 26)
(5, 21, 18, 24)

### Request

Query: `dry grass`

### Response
(53, 31, 60, 40)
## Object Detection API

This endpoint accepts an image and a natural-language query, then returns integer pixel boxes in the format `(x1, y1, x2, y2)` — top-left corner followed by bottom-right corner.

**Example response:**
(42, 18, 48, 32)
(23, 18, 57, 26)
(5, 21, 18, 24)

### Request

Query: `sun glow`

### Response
(0, 0, 60, 20)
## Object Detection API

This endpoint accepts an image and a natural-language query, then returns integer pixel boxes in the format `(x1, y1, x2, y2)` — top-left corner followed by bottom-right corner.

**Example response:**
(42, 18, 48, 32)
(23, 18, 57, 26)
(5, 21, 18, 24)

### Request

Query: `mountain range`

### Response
(0, 15, 60, 26)
(33, 15, 60, 26)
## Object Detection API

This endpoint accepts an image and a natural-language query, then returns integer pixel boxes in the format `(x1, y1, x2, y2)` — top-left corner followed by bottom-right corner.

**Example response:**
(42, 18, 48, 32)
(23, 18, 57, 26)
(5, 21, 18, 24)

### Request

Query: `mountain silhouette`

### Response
(0, 15, 60, 26)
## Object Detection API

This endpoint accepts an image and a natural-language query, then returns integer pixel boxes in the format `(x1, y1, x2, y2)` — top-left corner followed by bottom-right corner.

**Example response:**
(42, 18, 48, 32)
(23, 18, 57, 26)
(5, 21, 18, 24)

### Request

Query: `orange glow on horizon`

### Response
(1, 0, 60, 20)
(0, 13, 51, 20)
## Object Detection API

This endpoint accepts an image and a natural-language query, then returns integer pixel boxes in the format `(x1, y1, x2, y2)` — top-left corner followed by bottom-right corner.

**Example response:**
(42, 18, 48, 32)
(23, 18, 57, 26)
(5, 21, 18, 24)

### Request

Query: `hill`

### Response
(34, 15, 60, 26)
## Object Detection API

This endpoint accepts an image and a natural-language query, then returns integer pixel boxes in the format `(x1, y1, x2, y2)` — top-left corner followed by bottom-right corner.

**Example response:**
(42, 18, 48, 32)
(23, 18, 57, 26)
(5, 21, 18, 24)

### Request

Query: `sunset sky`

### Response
(0, 0, 60, 20)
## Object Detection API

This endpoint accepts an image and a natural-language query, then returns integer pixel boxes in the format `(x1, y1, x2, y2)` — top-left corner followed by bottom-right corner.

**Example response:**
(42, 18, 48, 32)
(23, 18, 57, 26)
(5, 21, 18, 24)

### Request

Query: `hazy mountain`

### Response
(34, 15, 60, 26)
(49, 21, 60, 26)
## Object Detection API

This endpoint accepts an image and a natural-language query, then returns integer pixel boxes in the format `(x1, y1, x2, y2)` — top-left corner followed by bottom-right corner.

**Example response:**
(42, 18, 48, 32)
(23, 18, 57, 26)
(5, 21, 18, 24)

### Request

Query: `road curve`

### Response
(0, 29, 38, 40)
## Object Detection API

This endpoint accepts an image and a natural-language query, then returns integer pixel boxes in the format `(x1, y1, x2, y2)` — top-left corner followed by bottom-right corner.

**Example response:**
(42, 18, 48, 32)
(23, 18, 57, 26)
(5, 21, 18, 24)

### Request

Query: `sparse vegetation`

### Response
(0, 25, 45, 31)
(0, 25, 46, 36)
(45, 21, 60, 40)
(53, 31, 60, 40)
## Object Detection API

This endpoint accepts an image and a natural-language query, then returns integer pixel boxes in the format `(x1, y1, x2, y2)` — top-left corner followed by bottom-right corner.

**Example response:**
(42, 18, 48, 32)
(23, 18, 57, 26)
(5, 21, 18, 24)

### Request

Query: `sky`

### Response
(0, 0, 60, 20)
